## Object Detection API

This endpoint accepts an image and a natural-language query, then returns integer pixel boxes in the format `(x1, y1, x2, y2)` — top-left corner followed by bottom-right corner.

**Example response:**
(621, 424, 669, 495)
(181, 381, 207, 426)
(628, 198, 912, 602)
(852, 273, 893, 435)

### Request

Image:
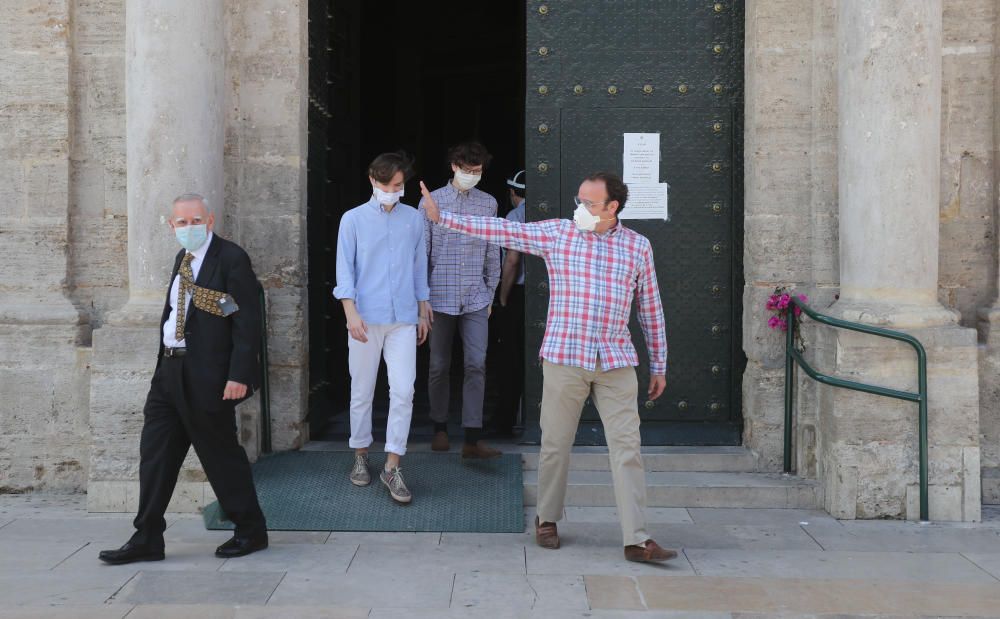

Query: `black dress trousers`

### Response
(131, 355, 266, 548)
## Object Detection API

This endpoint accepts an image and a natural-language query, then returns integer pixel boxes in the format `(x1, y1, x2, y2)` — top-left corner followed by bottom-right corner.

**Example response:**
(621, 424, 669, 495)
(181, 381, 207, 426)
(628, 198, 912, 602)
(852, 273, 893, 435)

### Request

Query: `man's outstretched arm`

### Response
(419, 181, 554, 257)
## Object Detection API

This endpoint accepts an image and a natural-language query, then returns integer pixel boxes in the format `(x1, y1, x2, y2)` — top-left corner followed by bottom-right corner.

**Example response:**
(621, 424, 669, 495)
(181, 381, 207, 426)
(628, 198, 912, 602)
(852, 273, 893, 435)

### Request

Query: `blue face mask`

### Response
(175, 224, 208, 252)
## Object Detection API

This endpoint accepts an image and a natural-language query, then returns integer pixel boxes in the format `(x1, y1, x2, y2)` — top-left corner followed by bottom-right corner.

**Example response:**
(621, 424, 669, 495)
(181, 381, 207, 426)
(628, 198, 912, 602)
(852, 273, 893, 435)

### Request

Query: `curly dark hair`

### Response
(368, 151, 414, 184)
(584, 171, 628, 212)
(447, 141, 493, 170)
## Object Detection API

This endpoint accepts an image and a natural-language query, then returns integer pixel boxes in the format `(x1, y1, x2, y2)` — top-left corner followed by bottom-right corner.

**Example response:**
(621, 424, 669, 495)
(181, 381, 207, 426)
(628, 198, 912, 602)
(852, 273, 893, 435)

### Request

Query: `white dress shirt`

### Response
(162, 232, 214, 348)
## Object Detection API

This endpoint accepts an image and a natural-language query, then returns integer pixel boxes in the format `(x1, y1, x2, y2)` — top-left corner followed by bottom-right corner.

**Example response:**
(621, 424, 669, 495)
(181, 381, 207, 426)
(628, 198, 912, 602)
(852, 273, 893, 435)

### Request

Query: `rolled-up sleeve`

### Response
(332, 213, 357, 300)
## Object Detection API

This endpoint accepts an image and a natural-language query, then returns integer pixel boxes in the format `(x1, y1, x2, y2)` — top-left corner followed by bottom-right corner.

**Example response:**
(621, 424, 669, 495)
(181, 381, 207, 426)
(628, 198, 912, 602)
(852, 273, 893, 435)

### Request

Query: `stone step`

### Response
(522, 471, 822, 509)
(518, 446, 757, 473)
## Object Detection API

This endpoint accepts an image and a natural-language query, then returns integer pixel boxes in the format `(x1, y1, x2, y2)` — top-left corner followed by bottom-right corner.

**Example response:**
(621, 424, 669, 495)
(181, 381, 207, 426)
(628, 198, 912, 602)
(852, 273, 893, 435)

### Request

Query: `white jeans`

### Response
(347, 323, 416, 456)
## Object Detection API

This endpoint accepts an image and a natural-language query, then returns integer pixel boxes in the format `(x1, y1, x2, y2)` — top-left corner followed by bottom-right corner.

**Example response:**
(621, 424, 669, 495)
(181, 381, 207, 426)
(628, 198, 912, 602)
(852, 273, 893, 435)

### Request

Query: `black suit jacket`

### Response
(157, 234, 261, 411)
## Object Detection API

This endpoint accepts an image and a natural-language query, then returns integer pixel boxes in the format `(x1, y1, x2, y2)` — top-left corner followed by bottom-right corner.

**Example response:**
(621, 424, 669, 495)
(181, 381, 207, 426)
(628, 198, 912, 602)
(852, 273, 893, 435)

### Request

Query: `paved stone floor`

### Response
(2, 495, 1000, 618)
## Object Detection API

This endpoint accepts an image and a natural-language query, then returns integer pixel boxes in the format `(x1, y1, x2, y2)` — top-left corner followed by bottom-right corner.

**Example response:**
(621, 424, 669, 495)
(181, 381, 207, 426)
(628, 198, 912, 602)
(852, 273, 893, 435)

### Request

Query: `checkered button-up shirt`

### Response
(436, 212, 667, 375)
(419, 184, 501, 315)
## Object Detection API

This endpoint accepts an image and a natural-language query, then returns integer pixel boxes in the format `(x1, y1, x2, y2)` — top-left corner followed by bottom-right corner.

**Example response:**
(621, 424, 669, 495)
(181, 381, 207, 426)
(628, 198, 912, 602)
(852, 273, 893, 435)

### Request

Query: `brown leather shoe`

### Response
(461, 441, 502, 459)
(431, 431, 450, 452)
(535, 516, 560, 549)
(624, 539, 677, 563)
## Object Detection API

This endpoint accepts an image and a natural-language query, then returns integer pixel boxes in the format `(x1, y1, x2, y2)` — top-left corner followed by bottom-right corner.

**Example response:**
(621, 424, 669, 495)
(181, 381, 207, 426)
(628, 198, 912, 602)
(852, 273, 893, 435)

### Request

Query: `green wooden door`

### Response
(522, 0, 746, 445)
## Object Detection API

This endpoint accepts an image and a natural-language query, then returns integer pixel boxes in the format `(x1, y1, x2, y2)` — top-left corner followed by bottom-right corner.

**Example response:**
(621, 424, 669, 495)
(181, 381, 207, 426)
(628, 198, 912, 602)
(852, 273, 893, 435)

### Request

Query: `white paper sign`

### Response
(623, 133, 660, 184)
(620, 183, 669, 221)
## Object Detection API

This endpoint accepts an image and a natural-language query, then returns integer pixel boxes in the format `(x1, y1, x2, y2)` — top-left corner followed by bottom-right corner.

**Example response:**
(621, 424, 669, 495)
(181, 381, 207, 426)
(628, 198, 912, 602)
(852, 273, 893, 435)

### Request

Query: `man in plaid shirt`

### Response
(419, 171, 675, 563)
(419, 142, 503, 459)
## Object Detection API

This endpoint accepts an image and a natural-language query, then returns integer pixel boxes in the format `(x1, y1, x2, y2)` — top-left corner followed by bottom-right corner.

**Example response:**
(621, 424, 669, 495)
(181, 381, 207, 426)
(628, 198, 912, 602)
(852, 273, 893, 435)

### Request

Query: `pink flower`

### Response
(778, 318, 788, 331)
(777, 294, 790, 310)
(797, 294, 808, 303)
(793, 305, 802, 317)
(767, 315, 780, 329)
(765, 299, 776, 311)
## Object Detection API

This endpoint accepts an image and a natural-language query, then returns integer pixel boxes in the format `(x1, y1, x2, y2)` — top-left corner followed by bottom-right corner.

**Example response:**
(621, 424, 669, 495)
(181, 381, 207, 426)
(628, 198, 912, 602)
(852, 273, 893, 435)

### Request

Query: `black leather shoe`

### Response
(98, 541, 165, 565)
(215, 533, 268, 558)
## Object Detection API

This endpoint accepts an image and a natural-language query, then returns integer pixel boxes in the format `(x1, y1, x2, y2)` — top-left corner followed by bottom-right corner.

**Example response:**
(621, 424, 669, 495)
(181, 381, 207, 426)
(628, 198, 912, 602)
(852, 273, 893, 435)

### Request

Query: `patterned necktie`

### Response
(175, 253, 195, 340)
(174, 252, 228, 341)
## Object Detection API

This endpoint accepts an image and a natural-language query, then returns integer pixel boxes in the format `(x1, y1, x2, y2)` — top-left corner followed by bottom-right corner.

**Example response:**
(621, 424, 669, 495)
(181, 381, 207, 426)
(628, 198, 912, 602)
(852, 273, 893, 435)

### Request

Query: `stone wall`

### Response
(979, 2, 1000, 503)
(223, 0, 310, 453)
(67, 0, 127, 332)
(0, 2, 91, 493)
(743, 0, 839, 473)
(939, 0, 997, 325)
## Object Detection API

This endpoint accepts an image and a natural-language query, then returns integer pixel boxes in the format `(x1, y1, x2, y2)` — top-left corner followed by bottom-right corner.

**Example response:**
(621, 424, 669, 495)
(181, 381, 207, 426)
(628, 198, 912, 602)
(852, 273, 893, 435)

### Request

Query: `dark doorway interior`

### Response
(306, 0, 526, 440)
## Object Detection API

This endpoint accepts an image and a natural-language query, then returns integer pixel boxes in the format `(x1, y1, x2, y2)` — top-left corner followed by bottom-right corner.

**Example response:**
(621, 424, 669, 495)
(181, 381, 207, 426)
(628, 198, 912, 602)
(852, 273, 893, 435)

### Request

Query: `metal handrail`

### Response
(258, 282, 272, 454)
(783, 297, 928, 522)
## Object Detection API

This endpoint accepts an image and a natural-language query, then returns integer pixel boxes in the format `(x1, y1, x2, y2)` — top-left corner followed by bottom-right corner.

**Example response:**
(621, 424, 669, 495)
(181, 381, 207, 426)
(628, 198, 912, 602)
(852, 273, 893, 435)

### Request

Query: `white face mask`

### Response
(453, 170, 481, 191)
(373, 186, 404, 206)
(573, 204, 602, 232)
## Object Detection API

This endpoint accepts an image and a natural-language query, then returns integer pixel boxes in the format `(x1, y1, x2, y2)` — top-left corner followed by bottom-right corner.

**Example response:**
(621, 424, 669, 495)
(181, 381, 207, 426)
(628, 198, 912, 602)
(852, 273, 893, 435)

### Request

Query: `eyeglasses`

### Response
(573, 196, 608, 209)
(457, 165, 483, 175)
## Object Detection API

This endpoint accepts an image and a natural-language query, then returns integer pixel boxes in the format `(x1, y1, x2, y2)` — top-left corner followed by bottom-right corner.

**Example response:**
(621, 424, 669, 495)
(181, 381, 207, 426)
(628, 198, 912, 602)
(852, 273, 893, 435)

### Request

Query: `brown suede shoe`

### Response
(624, 539, 677, 563)
(461, 441, 502, 459)
(431, 431, 450, 452)
(535, 516, 560, 549)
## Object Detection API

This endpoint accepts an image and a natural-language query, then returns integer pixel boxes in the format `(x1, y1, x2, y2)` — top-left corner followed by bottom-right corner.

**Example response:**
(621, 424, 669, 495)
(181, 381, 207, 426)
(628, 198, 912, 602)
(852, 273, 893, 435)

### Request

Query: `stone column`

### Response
(88, 0, 226, 512)
(818, 0, 980, 520)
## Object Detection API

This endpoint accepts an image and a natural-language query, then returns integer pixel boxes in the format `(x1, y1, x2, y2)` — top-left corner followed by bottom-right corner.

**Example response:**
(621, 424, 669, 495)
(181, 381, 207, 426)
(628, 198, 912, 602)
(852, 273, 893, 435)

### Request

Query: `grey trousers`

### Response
(427, 307, 489, 428)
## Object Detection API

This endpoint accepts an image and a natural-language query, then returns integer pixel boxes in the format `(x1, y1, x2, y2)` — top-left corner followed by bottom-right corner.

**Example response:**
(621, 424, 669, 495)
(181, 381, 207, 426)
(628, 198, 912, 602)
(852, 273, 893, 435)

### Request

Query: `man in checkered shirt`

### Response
(419, 171, 676, 564)
(419, 141, 504, 459)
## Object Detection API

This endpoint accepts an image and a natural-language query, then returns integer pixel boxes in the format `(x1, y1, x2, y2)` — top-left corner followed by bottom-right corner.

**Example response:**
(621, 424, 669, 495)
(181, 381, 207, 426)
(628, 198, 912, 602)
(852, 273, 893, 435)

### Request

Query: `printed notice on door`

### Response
(620, 183, 669, 221)
(622, 132, 660, 183)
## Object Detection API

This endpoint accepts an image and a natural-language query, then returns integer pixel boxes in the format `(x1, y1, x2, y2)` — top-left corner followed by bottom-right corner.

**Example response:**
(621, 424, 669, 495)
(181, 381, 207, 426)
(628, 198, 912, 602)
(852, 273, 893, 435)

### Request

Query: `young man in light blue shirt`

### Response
(333, 152, 431, 505)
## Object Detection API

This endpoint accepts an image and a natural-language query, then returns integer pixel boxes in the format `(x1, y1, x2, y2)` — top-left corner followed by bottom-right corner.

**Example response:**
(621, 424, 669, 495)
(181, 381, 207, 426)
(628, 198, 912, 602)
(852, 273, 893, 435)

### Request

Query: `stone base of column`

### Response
(977, 307, 1000, 504)
(87, 480, 217, 513)
(814, 304, 980, 521)
(0, 301, 90, 493)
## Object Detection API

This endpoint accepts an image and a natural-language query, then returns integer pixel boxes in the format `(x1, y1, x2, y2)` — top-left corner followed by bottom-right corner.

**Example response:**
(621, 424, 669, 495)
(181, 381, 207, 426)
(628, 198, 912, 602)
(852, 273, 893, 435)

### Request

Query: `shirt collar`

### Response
(444, 181, 471, 198)
(366, 195, 397, 213)
(583, 220, 622, 240)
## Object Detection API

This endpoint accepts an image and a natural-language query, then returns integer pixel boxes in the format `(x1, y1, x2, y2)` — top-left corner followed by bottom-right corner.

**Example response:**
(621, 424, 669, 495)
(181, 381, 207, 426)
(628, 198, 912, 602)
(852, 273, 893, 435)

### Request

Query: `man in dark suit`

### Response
(99, 193, 268, 564)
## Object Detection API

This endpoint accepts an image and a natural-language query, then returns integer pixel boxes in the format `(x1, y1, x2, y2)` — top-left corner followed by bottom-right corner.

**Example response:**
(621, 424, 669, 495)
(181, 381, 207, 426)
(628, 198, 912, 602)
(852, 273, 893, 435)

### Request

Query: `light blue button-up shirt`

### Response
(333, 196, 430, 325)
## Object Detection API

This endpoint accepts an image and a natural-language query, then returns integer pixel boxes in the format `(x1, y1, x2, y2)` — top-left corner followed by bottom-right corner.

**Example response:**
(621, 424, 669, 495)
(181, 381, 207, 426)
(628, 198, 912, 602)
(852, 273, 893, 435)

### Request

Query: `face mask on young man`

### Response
(453, 169, 482, 191)
(373, 185, 404, 206)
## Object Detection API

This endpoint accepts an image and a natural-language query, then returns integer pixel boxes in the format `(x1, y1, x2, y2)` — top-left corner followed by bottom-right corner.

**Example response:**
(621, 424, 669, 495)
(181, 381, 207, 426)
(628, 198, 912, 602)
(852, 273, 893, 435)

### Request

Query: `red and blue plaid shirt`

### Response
(436, 212, 667, 375)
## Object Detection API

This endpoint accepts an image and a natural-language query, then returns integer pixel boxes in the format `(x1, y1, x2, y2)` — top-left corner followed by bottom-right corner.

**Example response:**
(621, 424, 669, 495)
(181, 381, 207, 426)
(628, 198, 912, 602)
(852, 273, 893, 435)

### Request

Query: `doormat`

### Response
(202, 450, 524, 533)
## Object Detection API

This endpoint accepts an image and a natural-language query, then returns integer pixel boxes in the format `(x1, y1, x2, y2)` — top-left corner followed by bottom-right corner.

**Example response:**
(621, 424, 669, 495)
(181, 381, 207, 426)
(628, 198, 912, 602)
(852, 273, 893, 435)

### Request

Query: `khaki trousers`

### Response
(536, 359, 650, 547)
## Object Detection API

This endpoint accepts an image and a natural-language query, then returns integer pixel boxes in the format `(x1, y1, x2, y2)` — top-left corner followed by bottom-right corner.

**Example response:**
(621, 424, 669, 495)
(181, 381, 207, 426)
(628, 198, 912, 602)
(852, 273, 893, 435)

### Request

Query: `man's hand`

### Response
(419, 300, 434, 327)
(419, 181, 441, 223)
(223, 381, 248, 400)
(346, 310, 368, 343)
(417, 316, 430, 345)
(648, 375, 666, 400)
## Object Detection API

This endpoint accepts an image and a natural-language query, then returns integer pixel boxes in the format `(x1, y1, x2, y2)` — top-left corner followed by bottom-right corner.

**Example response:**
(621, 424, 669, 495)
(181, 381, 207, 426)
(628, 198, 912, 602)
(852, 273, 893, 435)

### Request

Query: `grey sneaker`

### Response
(380, 466, 412, 504)
(350, 453, 370, 486)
